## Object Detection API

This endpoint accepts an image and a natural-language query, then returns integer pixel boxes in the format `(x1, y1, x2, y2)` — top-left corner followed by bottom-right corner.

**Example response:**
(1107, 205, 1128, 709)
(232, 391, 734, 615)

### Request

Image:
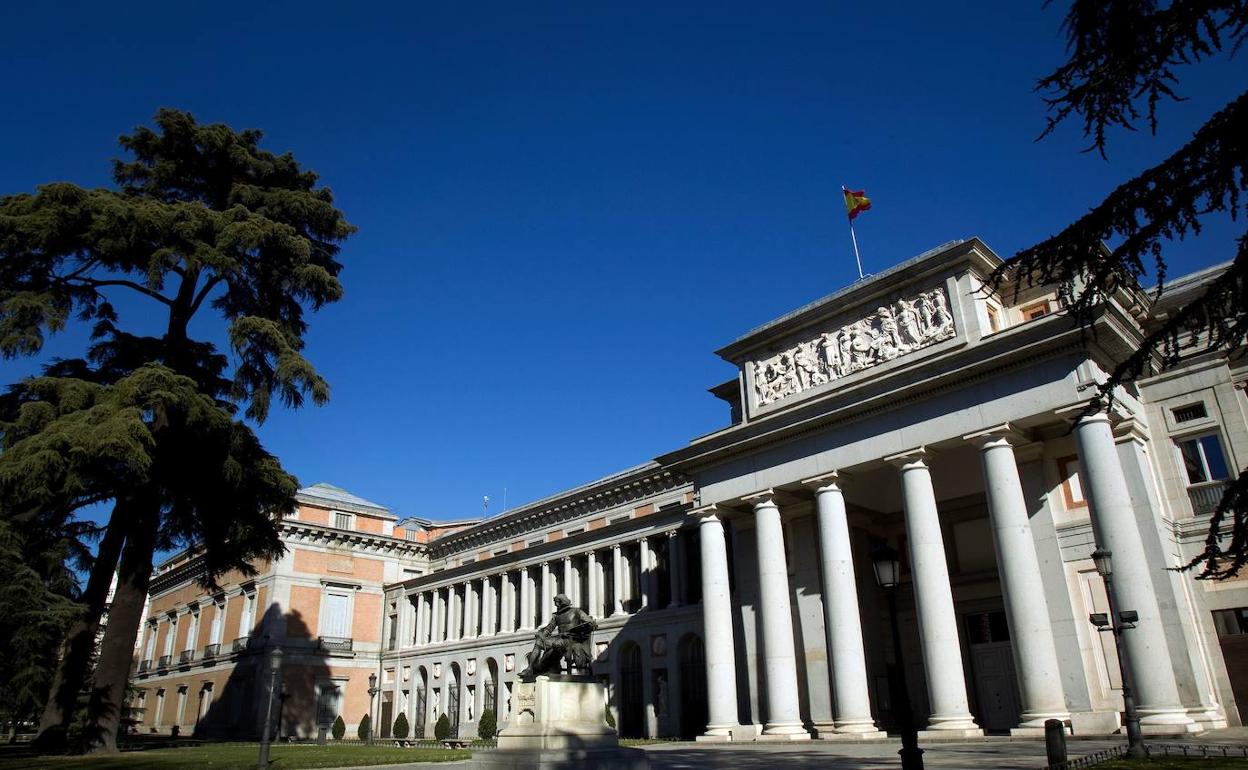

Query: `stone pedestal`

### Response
(470, 675, 648, 769)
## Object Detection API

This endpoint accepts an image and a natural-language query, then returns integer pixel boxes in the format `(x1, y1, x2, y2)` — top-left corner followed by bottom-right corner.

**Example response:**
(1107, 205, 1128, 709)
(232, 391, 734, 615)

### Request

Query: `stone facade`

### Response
(130, 238, 1248, 744)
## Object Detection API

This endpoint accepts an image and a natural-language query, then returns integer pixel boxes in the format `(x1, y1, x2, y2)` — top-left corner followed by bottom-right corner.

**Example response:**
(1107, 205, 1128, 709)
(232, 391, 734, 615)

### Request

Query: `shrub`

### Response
(477, 708, 497, 740)
(393, 711, 409, 739)
(357, 713, 371, 741)
(604, 704, 616, 729)
(434, 713, 451, 741)
(331, 715, 346, 740)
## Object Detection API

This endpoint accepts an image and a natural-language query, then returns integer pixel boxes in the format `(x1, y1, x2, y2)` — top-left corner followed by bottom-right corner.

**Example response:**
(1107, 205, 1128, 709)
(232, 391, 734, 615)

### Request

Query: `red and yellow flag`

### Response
(842, 187, 871, 220)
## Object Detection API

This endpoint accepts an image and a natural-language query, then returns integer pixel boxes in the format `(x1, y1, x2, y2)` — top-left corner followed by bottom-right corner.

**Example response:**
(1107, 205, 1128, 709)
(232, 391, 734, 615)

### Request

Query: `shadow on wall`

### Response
(196, 606, 333, 740)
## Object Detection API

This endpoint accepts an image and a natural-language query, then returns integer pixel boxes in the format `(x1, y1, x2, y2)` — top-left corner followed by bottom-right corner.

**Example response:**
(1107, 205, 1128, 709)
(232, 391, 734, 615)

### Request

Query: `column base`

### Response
(758, 722, 811, 741)
(1187, 706, 1228, 732)
(1138, 710, 1202, 736)
(817, 730, 889, 741)
(1012, 710, 1072, 736)
(917, 728, 984, 740)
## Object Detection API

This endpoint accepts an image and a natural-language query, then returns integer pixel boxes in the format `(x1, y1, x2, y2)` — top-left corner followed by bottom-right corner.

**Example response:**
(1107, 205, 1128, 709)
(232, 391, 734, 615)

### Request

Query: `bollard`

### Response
(1045, 718, 1068, 768)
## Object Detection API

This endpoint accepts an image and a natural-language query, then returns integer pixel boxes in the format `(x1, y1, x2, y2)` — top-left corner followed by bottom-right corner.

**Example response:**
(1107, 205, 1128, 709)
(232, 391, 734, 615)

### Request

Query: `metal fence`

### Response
(1148, 743, 1248, 759)
(1044, 746, 1126, 770)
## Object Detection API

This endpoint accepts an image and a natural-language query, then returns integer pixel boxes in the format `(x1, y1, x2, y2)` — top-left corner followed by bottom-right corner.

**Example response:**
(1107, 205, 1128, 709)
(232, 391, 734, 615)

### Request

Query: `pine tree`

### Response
(434, 713, 451, 741)
(0, 109, 354, 751)
(476, 708, 496, 741)
(331, 715, 346, 741)
(992, 1, 1248, 576)
(392, 712, 409, 740)
(357, 713, 371, 741)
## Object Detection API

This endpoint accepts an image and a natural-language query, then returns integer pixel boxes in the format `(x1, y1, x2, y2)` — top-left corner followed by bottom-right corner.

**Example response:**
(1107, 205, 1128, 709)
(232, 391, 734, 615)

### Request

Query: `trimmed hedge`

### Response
(331, 715, 346, 740)
(357, 713, 371, 741)
(393, 711, 410, 739)
(434, 713, 451, 741)
(478, 708, 497, 740)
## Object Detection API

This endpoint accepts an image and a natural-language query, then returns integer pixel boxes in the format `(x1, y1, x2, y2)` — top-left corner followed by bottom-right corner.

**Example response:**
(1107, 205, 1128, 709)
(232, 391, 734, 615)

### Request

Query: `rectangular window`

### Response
(1173, 402, 1208, 423)
(155, 689, 166, 727)
(334, 512, 352, 530)
(163, 618, 177, 656)
(185, 612, 199, 652)
(144, 622, 158, 660)
(986, 304, 1001, 332)
(1213, 608, 1248, 636)
(1057, 455, 1087, 508)
(176, 686, 188, 725)
(1178, 434, 1230, 485)
(323, 593, 351, 638)
(1021, 300, 1051, 320)
(210, 602, 224, 645)
(316, 681, 343, 723)
(240, 592, 256, 636)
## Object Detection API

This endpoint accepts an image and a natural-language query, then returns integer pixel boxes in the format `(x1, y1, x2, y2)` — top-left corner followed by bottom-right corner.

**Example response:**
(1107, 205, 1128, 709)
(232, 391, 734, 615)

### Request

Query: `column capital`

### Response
(666, 529, 679, 540)
(801, 470, 849, 492)
(742, 489, 779, 508)
(611, 541, 622, 551)
(884, 445, 932, 469)
(691, 503, 728, 523)
(962, 422, 1029, 449)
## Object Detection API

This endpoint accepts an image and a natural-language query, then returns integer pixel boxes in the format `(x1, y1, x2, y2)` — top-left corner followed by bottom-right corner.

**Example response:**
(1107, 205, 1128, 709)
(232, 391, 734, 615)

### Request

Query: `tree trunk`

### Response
(32, 504, 127, 750)
(83, 499, 158, 754)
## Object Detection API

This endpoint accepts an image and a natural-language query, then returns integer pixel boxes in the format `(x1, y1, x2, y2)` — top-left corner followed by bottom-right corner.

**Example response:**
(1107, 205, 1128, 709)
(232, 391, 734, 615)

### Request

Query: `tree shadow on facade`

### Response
(196, 605, 333, 740)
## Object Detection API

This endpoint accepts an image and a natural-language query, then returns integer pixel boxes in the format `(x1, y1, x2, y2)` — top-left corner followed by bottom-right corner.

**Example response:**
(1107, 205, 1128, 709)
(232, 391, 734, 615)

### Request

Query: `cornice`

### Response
(427, 467, 691, 558)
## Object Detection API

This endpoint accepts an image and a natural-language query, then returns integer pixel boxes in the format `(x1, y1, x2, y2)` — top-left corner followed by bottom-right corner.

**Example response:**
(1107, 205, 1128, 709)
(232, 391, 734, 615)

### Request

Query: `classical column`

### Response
(540, 562, 553, 623)
(432, 588, 445, 644)
(966, 427, 1071, 733)
(1070, 409, 1196, 731)
(744, 491, 808, 739)
(563, 557, 574, 602)
(465, 581, 477, 639)
(667, 530, 682, 608)
(587, 551, 600, 617)
(696, 506, 740, 741)
(887, 448, 981, 736)
(638, 538, 653, 611)
(501, 572, 514, 633)
(612, 544, 625, 616)
(519, 567, 533, 631)
(413, 593, 427, 646)
(802, 472, 885, 738)
(480, 576, 493, 637)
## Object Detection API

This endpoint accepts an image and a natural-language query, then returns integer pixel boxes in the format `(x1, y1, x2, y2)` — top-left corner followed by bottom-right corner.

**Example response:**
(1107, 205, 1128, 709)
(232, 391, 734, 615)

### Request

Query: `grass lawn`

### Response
(1097, 759, 1248, 769)
(0, 743, 471, 770)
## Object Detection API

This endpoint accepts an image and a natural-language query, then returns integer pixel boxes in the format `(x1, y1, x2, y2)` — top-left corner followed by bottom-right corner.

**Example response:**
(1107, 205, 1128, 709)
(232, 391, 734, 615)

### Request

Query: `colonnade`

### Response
(696, 414, 1196, 740)
(404, 530, 689, 647)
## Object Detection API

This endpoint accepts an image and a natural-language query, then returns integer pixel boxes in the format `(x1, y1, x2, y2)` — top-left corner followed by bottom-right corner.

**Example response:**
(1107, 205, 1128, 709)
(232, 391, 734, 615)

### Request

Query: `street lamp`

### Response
(1088, 548, 1146, 759)
(368, 672, 381, 745)
(257, 646, 283, 770)
(871, 544, 924, 770)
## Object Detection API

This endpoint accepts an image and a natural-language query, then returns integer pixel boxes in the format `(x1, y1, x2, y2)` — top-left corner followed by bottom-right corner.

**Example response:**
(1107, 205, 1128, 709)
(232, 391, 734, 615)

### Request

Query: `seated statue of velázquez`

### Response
(519, 593, 597, 680)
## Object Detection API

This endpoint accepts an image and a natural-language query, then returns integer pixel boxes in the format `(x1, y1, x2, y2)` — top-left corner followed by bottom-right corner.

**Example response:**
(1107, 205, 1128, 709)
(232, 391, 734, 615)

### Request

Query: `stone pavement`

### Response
(352, 728, 1248, 770)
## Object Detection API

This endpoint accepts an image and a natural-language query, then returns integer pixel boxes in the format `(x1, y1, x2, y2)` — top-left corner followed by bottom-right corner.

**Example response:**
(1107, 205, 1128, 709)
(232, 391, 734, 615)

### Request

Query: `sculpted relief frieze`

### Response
(750, 285, 956, 408)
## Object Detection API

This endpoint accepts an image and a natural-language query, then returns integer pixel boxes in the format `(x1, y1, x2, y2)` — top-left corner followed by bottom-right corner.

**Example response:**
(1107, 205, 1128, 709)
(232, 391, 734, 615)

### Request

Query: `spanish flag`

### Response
(842, 187, 871, 220)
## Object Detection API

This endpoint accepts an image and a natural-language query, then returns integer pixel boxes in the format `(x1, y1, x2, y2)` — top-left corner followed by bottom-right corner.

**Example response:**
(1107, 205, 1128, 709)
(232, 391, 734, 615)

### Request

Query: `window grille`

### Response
(1173, 403, 1208, 423)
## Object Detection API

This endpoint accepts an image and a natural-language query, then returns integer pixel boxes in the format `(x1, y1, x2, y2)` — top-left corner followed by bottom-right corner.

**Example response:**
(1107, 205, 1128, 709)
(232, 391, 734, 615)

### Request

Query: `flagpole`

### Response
(848, 218, 865, 281)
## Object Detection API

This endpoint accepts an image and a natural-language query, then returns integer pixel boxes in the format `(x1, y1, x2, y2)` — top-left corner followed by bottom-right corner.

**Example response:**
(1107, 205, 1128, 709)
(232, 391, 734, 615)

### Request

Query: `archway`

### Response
(618, 641, 645, 738)
(448, 662, 462, 739)
(414, 666, 428, 738)
(485, 658, 500, 719)
(678, 634, 708, 738)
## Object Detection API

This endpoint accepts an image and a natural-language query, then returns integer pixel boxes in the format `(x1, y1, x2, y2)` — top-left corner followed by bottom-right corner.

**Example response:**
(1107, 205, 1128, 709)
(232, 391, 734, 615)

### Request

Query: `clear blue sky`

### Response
(1, 2, 1242, 526)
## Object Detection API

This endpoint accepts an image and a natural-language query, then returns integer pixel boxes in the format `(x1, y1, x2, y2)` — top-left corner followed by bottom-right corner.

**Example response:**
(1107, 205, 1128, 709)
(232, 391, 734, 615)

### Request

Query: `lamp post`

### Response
(368, 672, 381, 745)
(257, 646, 283, 770)
(1088, 548, 1146, 759)
(871, 544, 924, 770)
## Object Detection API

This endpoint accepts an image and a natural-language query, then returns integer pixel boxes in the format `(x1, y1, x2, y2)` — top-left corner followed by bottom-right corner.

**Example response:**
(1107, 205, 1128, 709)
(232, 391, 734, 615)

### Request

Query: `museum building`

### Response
(130, 238, 1248, 743)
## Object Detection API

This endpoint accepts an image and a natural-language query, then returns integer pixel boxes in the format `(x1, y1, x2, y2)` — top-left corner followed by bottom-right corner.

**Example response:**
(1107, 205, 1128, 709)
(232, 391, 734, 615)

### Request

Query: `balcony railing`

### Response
(178, 649, 194, 664)
(203, 643, 220, 659)
(157, 655, 171, 668)
(137, 660, 152, 673)
(232, 636, 251, 653)
(318, 636, 354, 653)
(1189, 480, 1230, 516)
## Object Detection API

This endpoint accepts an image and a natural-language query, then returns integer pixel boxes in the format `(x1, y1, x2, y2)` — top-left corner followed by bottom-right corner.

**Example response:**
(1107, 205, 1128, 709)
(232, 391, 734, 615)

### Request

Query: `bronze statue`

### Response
(519, 593, 597, 679)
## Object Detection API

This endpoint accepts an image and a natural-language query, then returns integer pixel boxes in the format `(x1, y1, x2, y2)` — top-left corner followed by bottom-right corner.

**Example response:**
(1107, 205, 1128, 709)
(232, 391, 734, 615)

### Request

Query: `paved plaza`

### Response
(362, 728, 1248, 770)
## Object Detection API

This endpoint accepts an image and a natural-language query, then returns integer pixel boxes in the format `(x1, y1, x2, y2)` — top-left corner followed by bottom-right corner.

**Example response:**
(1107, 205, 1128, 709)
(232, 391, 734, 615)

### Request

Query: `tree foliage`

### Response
(477, 708, 496, 740)
(991, 0, 1248, 576)
(392, 711, 409, 740)
(434, 713, 451, 741)
(331, 715, 346, 741)
(357, 713, 371, 741)
(0, 108, 353, 750)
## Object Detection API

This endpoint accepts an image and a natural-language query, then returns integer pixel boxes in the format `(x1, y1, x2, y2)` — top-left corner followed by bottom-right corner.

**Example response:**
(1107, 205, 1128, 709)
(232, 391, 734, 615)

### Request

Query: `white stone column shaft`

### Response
(414, 593, 427, 646)
(667, 531, 682, 607)
(806, 474, 884, 737)
(480, 576, 493, 636)
(465, 581, 477, 638)
(433, 589, 445, 643)
(747, 492, 808, 738)
(891, 450, 981, 735)
(519, 567, 533, 631)
(612, 544, 625, 616)
(698, 509, 740, 740)
(1073, 412, 1195, 730)
(540, 562, 552, 624)
(563, 557, 574, 601)
(973, 432, 1070, 730)
(639, 538, 652, 611)
(587, 551, 601, 617)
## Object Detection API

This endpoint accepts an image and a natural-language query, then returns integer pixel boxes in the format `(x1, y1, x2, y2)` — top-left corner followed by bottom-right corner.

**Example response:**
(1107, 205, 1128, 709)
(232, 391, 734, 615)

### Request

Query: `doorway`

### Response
(678, 635, 708, 738)
(963, 609, 1021, 732)
(618, 642, 645, 738)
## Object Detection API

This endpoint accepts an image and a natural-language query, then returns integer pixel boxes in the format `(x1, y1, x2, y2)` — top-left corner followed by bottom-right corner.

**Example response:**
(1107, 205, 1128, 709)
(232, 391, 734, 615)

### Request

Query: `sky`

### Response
(1, 1, 1243, 529)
